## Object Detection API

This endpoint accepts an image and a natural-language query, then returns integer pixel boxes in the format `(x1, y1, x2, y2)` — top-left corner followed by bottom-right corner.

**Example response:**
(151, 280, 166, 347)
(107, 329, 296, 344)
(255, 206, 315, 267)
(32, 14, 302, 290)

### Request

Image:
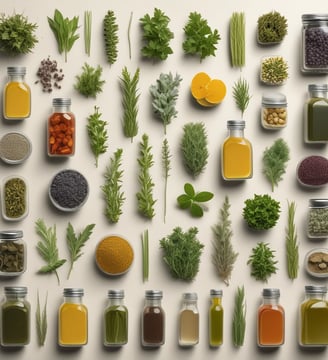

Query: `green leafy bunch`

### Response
(75, 63, 105, 98)
(257, 11, 288, 44)
(103, 10, 119, 65)
(140, 8, 174, 61)
(183, 12, 220, 61)
(247, 242, 278, 282)
(0, 13, 38, 55)
(160, 227, 204, 281)
(243, 194, 280, 230)
(177, 183, 213, 217)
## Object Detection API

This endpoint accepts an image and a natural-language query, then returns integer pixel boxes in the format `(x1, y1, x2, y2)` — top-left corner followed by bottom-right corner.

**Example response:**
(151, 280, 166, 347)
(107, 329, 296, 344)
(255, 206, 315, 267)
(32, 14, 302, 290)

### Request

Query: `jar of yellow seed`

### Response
(261, 92, 287, 129)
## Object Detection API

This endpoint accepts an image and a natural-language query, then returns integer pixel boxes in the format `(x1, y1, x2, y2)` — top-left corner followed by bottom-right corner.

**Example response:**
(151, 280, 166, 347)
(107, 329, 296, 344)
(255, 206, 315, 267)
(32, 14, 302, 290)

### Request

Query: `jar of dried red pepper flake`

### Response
(48, 98, 75, 156)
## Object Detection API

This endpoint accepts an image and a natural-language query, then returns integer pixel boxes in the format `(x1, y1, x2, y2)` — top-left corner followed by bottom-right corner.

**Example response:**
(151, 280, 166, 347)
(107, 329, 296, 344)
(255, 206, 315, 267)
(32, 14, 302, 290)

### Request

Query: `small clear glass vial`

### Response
(3, 67, 31, 120)
(1, 286, 30, 346)
(104, 290, 128, 346)
(209, 289, 223, 347)
(142, 290, 165, 347)
(257, 288, 284, 347)
(48, 98, 75, 156)
(179, 292, 199, 347)
(261, 93, 287, 129)
(302, 14, 328, 73)
(0, 230, 26, 276)
(307, 199, 328, 238)
(58, 288, 88, 347)
(299, 285, 328, 346)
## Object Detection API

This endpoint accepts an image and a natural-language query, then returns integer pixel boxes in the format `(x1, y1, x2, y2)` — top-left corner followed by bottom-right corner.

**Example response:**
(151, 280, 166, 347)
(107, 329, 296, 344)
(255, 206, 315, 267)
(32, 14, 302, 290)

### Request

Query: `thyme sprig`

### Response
(232, 78, 251, 118)
(103, 10, 119, 65)
(75, 63, 105, 98)
(232, 286, 246, 347)
(162, 138, 171, 223)
(285, 201, 299, 279)
(212, 196, 238, 286)
(36, 291, 48, 346)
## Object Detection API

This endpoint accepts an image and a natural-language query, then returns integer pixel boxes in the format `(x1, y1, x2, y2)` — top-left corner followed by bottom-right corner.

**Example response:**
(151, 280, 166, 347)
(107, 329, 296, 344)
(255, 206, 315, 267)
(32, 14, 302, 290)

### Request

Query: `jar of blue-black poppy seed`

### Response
(302, 14, 328, 73)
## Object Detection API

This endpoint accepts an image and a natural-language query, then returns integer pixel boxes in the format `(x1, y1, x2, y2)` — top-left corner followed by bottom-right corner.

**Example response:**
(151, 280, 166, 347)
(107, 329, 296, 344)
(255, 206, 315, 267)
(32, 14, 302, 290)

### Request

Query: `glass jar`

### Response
(302, 14, 328, 73)
(221, 120, 253, 180)
(261, 93, 287, 129)
(179, 292, 199, 347)
(141, 290, 165, 347)
(257, 288, 284, 347)
(299, 285, 328, 346)
(3, 67, 31, 120)
(305, 84, 328, 143)
(1, 286, 30, 346)
(48, 98, 75, 156)
(58, 288, 88, 347)
(0, 230, 26, 276)
(209, 289, 223, 347)
(307, 199, 328, 238)
(104, 290, 128, 346)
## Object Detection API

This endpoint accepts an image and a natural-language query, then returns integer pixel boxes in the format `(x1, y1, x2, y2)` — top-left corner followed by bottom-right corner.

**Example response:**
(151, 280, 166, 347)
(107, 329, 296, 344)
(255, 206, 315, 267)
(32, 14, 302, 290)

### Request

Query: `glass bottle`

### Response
(307, 199, 328, 238)
(304, 84, 328, 143)
(3, 66, 31, 120)
(261, 92, 287, 129)
(58, 288, 88, 347)
(141, 290, 165, 347)
(179, 292, 199, 347)
(1, 286, 30, 346)
(299, 285, 328, 346)
(257, 288, 284, 347)
(104, 289, 128, 346)
(221, 120, 253, 180)
(48, 98, 75, 156)
(302, 14, 328, 73)
(209, 289, 223, 347)
(0, 230, 26, 276)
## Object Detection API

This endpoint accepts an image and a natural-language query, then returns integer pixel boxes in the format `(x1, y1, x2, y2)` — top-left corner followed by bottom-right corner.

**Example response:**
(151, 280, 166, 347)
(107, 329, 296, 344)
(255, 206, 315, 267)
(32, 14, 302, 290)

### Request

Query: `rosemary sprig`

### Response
(212, 196, 238, 286)
(66, 222, 95, 280)
(35, 219, 66, 285)
(128, 12, 133, 59)
(101, 148, 126, 223)
(104, 10, 119, 65)
(87, 106, 109, 167)
(120, 67, 140, 142)
(36, 291, 48, 346)
(136, 134, 156, 219)
(286, 201, 299, 279)
(232, 285, 246, 347)
(84, 10, 92, 56)
(162, 138, 171, 223)
(141, 229, 149, 282)
(232, 78, 251, 118)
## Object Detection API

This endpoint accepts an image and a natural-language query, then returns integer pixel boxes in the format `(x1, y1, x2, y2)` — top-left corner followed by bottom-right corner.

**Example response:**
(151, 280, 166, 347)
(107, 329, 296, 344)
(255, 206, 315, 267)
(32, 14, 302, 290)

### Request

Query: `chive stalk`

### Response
(142, 229, 149, 282)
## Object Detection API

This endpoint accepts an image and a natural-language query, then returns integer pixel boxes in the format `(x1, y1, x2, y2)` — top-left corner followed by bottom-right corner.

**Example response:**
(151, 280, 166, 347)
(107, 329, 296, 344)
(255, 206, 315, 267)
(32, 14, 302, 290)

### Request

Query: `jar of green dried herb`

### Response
(307, 199, 328, 238)
(0, 230, 26, 276)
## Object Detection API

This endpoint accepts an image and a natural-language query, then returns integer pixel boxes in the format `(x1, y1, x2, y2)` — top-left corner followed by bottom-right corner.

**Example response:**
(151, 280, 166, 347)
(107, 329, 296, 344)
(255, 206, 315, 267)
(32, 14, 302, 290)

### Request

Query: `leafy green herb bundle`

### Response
(285, 201, 299, 279)
(75, 63, 105, 98)
(160, 227, 204, 281)
(183, 12, 220, 61)
(257, 11, 288, 44)
(103, 10, 119, 65)
(232, 286, 246, 347)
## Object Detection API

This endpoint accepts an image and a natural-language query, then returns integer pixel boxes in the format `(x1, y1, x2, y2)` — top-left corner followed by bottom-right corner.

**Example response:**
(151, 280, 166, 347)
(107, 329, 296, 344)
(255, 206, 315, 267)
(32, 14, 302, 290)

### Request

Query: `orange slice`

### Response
(191, 72, 211, 100)
(205, 79, 227, 104)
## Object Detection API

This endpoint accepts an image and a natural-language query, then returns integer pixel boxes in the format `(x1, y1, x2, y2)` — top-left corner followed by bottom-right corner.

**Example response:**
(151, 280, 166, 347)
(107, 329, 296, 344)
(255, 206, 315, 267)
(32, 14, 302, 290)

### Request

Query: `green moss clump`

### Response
(257, 11, 287, 44)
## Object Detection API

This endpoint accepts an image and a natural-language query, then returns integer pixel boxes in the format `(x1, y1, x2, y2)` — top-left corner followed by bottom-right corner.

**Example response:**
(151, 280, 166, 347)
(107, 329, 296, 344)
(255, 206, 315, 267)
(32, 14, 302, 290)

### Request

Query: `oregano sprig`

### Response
(103, 10, 119, 65)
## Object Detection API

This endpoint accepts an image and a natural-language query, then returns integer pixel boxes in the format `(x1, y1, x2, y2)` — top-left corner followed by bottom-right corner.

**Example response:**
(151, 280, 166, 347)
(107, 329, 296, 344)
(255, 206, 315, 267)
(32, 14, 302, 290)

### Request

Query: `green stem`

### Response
(128, 12, 133, 60)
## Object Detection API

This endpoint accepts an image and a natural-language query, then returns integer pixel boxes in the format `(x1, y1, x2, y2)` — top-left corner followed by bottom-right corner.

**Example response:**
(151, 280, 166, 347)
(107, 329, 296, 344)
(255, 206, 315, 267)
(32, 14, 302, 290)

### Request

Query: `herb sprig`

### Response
(75, 63, 105, 98)
(36, 291, 48, 346)
(103, 10, 119, 65)
(141, 229, 149, 282)
(162, 138, 171, 223)
(232, 78, 251, 118)
(84, 10, 92, 56)
(232, 286, 246, 347)
(285, 201, 299, 279)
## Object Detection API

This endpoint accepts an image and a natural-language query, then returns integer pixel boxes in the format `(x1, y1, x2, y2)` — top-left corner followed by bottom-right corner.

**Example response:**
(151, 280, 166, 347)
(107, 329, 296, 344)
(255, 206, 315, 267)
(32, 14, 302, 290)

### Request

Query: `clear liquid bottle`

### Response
(221, 120, 253, 180)
(179, 292, 199, 347)
(3, 66, 31, 120)
(209, 289, 223, 347)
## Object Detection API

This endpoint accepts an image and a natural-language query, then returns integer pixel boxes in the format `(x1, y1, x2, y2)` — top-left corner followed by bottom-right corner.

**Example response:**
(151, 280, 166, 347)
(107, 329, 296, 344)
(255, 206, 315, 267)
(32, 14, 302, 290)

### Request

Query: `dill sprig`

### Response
(36, 291, 48, 346)
(84, 10, 92, 56)
(285, 201, 299, 279)
(120, 67, 140, 142)
(136, 134, 156, 219)
(212, 196, 238, 286)
(66, 222, 95, 280)
(141, 229, 149, 282)
(87, 106, 109, 167)
(230, 12, 245, 68)
(35, 219, 66, 285)
(103, 10, 119, 65)
(102, 148, 126, 223)
(232, 285, 246, 347)
(232, 78, 251, 118)
(162, 138, 171, 223)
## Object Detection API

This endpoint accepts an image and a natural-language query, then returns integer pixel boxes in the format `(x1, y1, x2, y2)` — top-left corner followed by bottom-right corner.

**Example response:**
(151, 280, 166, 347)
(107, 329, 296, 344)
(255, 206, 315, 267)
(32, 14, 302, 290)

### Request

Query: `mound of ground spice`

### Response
(0, 132, 31, 164)
(297, 155, 328, 186)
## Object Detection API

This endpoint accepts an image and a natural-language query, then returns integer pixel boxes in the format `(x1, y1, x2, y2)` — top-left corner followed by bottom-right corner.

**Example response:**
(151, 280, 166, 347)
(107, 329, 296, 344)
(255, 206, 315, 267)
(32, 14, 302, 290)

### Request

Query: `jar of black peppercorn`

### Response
(302, 14, 328, 73)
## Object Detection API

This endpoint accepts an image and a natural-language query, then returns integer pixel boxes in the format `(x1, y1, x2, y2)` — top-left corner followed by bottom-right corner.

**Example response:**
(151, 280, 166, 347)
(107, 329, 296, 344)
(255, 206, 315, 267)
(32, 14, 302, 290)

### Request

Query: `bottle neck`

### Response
(305, 293, 326, 301)
(5, 294, 26, 301)
(145, 298, 162, 307)
(53, 105, 71, 113)
(64, 296, 83, 304)
(211, 297, 222, 306)
(108, 298, 124, 306)
(8, 74, 25, 82)
(309, 90, 328, 99)
(228, 128, 244, 137)
(262, 297, 279, 305)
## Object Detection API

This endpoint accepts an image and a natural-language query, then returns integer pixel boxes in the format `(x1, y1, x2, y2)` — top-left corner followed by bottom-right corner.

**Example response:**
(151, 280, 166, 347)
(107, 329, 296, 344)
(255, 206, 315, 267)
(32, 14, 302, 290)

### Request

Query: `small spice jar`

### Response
(0, 132, 32, 164)
(142, 290, 165, 347)
(299, 285, 328, 346)
(209, 289, 223, 347)
(1, 286, 30, 346)
(3, 66, 31, 120)
(302, 14, 328, 73)
(307, 199, 328, 238)
(48, 98, 75, 156)
(179, 292, 199, 347)
(305, 248, 328, 278)
(104, 290, 128, 346)
(0, 230, 26, 276)
(261, 93, 287, 129)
